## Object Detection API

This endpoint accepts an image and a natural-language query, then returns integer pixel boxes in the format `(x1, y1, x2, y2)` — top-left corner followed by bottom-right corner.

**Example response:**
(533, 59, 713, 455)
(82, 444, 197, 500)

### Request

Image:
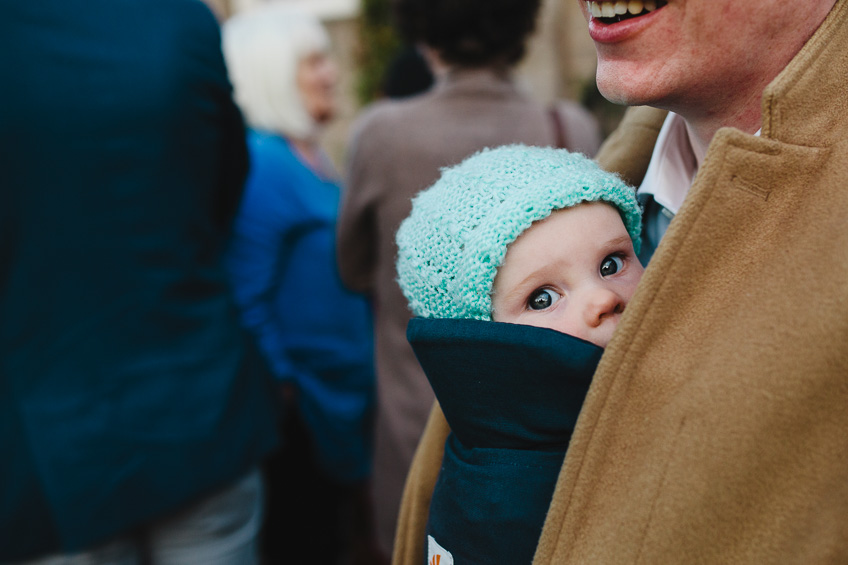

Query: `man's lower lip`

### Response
(588, 7, 663, 43)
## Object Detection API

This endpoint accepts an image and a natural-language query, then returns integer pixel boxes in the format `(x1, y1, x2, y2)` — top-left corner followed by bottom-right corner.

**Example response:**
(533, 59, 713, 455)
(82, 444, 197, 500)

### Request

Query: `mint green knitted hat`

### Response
(395, 144, 642, 320)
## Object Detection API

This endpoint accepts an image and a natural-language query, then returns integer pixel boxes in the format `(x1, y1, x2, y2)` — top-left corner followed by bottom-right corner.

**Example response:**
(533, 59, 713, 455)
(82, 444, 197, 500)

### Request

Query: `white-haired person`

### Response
(222, 5, 382, 564)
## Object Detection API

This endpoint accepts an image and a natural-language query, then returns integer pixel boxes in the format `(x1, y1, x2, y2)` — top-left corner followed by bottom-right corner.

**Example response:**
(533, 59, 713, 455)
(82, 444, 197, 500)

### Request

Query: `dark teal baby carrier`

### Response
(408, 318, 601, 565)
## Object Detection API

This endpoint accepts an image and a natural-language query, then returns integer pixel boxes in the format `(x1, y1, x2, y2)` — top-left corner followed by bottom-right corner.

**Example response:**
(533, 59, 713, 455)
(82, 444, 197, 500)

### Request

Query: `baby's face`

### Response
(491, 202, 644, 348)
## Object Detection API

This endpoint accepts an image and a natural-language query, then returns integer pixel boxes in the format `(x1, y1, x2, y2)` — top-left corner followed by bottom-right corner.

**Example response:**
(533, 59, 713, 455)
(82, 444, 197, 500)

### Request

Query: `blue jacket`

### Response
(227, 131, 375, 483)
(0, 1, 277, 560)
(408, 318, 600, 565)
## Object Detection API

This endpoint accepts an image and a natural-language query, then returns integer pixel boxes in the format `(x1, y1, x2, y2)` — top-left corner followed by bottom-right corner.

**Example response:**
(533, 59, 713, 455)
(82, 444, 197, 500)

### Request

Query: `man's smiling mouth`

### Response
(586, 0, 668, 23)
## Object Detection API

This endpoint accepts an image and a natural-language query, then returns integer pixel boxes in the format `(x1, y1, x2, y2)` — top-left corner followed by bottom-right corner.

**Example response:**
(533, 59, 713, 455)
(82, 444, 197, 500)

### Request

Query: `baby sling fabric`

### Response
(408, 318, 601, 564)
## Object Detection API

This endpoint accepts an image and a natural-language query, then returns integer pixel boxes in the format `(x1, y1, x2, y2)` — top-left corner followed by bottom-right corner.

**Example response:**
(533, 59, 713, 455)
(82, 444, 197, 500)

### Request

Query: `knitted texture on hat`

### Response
(396, 144, 642, 321)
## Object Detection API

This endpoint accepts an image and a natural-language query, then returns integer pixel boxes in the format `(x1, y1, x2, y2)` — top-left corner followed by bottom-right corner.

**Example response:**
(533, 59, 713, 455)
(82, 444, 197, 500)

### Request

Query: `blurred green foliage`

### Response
(357, 0, 402, 104)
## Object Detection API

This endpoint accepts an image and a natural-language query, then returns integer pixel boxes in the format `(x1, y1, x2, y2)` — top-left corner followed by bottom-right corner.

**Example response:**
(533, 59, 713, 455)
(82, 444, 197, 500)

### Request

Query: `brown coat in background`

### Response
(392, 0, 848, 561)
(336, 67, 600, 555)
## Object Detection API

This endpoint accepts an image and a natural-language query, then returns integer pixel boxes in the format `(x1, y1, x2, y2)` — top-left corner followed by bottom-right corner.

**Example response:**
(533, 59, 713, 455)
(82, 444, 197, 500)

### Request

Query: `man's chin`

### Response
(596, 72, 662, 109)
(596, 82, 640, 108)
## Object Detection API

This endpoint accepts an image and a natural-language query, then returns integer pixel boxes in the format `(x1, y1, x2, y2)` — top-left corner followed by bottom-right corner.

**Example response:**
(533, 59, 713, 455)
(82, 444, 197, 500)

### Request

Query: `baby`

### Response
(395, 144, 643, 565)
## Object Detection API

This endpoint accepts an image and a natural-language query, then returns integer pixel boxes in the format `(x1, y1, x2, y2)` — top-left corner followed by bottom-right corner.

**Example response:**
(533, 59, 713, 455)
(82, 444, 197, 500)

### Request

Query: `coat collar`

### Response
(760, 0, 846, 147)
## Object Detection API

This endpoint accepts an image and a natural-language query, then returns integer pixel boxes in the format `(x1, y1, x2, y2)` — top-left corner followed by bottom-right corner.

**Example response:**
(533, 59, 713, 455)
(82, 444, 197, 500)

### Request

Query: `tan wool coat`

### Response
(392, 1, 848, 562)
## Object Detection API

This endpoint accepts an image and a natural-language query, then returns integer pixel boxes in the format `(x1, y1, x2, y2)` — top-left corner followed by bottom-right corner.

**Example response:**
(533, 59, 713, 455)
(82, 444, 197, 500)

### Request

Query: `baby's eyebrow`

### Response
(603, 235, 633, 248)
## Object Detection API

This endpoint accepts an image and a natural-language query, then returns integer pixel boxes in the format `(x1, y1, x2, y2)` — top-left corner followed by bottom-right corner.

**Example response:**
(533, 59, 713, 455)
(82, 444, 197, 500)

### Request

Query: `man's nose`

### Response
(582, 287, 625, 328)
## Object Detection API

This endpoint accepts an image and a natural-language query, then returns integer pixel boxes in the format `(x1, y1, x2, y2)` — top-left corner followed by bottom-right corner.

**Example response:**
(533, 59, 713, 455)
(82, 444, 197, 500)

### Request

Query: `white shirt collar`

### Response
(637, 112, 703, 215)
(638, 112, 761, 215)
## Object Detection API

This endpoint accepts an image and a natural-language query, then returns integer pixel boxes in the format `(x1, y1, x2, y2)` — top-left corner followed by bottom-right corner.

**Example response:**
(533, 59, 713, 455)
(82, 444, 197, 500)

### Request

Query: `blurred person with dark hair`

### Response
(335, 0, 602, 556)
(0, 0, 278, 563)
(221, 5, 381, 564)
(394, 0, 540, 69)
(380, 46, 434, 99)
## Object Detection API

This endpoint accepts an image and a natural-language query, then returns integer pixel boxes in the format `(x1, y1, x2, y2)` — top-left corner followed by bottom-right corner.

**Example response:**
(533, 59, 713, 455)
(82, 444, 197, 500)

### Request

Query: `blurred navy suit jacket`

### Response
(0, 0, 277, 560)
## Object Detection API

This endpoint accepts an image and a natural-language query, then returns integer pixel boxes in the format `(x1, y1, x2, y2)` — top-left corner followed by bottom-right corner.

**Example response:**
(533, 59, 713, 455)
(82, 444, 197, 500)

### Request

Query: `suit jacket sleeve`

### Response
(185, 3, 249, 236)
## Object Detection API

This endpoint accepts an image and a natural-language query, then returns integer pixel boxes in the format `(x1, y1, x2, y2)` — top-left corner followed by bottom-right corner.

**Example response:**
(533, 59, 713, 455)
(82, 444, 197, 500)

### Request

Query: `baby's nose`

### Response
(582, 287, 625, 328)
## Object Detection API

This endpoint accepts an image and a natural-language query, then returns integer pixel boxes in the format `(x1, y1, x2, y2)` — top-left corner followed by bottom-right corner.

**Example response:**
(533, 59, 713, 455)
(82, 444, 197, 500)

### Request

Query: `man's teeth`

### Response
(587, 0, 657, 18)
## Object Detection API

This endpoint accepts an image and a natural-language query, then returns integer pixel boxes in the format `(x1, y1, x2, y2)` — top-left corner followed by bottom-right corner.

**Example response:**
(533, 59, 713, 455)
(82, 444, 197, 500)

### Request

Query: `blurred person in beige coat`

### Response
(336, 0, 602, 556)
(394, 0, 848, 563)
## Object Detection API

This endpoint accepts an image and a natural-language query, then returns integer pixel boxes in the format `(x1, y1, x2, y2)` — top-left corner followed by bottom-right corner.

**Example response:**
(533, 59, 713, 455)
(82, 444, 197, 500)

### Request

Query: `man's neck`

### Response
(680, 0, 836, 147)
(678, 90, 764, 150)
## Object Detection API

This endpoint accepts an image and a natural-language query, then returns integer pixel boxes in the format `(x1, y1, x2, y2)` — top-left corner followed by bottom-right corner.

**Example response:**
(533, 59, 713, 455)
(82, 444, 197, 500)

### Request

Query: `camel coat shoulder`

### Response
(394, 1, 848, 562)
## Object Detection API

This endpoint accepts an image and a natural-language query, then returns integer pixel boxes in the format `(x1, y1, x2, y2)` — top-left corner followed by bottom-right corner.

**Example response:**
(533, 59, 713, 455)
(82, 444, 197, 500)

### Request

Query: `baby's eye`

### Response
(528, 288, 561, 311)
(600, 254, 624, 277)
